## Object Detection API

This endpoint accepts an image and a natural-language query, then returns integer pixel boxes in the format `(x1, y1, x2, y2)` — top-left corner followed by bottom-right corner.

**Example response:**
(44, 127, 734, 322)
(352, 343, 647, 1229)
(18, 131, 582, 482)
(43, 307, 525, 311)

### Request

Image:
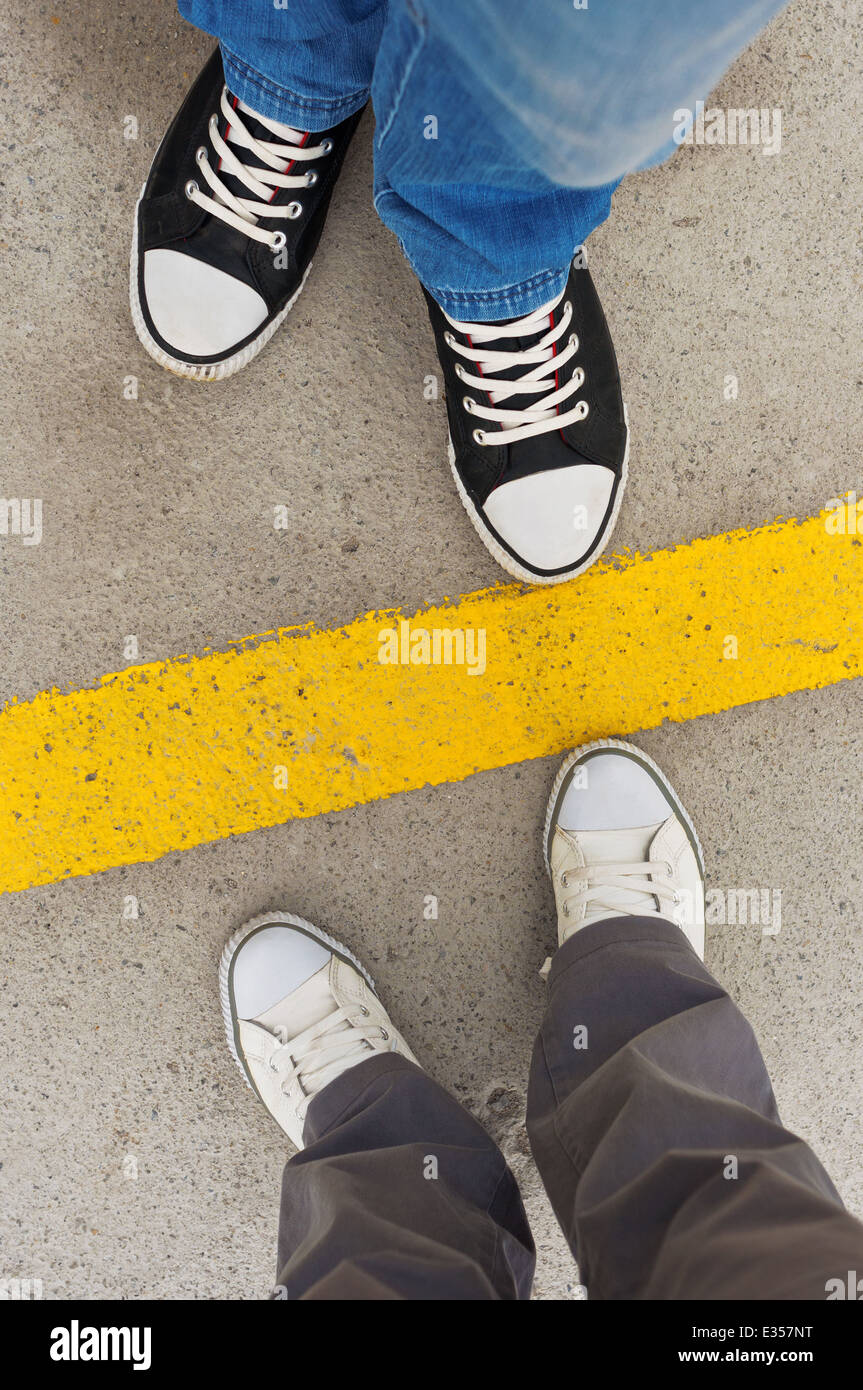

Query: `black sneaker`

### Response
(422, 254, 628, 584)
(131, 48, 363, 380)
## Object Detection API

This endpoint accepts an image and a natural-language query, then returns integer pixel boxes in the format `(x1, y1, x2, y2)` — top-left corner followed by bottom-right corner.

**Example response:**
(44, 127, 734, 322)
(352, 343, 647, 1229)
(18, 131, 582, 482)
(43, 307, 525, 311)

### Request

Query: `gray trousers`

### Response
(275, 917, 863, 1299)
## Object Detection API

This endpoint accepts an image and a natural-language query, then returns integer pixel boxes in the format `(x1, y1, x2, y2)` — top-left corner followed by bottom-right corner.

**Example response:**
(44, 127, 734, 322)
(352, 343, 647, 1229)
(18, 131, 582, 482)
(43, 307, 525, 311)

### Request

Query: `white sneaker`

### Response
(219, 911, 418, 1148)
(544, 739, 706, 957)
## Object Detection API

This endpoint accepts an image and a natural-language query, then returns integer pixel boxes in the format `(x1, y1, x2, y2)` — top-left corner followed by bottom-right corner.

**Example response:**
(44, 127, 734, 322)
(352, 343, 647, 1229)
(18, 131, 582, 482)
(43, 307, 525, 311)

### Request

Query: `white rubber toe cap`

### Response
(142, 249, 268, 358)
(482, 463, 615, 572)
(558, 751, 676, 832)
(231, 926, 331, 1019)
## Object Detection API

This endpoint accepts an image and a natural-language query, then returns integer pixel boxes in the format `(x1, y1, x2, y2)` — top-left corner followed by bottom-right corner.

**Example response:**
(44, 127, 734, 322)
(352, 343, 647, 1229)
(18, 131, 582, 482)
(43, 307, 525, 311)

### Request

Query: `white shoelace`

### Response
(443, 298, 588, 446)
(559, 860, 679, 922)
(185, 87, 333, 249)
(268, 1005, 390, 1120)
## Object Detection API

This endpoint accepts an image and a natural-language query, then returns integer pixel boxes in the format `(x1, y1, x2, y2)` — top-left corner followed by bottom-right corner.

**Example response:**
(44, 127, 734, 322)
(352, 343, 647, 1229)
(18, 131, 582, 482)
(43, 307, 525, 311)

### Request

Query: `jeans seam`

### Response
(222, 44, 368, 117)
(374, 20, 427, 147)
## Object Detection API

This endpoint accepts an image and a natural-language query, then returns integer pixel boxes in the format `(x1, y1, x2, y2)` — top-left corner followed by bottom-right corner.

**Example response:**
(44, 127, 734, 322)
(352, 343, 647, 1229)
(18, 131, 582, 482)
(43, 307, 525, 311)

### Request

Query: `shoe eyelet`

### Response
(286, 201, 303, 219)
(444, 331, 456, 348)
(271, 230, 287, 251)
(305, 170, 318, 187)
(578, 401, 590, 420)
(569, 333, 579, 350)
(560, 872, 569, 888)
(562, 902, 570, 917)
(462, 396, 475, 413)
(380, 1028, 389, 1040)
(320, 138, 334, 154)
(210, 113, 219, 129)
(184, 179, 199, 200)
(196, 146, 208, 164)
(673, 892, 681, 904)
(564, 300, 572, 315)
(454, 363, 466, 381)
(472, 428, 487, 446)
(359, 1005, 370, 1016)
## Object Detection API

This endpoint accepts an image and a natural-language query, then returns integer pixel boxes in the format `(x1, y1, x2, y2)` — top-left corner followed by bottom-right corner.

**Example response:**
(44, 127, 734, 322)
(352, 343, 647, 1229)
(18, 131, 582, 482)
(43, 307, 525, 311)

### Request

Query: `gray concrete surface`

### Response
(1, 0, 862, 1300)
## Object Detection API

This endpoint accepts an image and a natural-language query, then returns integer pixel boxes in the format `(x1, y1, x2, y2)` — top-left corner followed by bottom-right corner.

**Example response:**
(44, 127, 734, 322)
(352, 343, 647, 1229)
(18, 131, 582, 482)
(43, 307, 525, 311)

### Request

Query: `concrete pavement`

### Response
(1, 0, 861, 1299)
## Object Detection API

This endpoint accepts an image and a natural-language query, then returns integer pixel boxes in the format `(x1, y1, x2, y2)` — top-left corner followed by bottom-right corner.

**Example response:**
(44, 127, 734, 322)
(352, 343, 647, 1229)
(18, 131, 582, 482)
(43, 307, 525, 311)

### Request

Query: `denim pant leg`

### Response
(274, 1052, 536, 1300)
(527, 916, 863, 1300)
(178, 0, 384, 127)
(178, 0, 789, 317)
(369, 0, 789, 318)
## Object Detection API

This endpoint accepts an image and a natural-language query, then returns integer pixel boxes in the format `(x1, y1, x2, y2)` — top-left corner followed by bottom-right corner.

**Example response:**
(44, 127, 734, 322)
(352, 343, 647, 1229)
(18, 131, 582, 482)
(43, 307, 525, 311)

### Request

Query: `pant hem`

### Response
(303, 1051, 424, 1144)
(220, 43, 369, 128)
(548, 914, 699, 989)
(421, 267, 570, 322)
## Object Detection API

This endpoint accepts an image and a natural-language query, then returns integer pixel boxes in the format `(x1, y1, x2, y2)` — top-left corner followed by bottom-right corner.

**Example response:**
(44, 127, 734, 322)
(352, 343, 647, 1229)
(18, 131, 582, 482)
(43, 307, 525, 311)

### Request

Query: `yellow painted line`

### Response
(1, 508, 860, 896)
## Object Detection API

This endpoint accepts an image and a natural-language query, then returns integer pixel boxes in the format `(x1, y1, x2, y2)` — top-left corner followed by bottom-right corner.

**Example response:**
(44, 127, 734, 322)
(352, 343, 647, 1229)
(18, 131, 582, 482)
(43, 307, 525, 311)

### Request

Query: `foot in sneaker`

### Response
(219, 911, 418, 1147)
(544, 739, 705, 957)
(423, 255, 628, 584)
(131, 49, 363, 380)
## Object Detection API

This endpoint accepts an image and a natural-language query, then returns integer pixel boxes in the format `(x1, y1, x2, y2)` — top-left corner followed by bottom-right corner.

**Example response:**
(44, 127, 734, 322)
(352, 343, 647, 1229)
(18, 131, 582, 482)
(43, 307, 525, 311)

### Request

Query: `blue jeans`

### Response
(179, 0, 786, 320)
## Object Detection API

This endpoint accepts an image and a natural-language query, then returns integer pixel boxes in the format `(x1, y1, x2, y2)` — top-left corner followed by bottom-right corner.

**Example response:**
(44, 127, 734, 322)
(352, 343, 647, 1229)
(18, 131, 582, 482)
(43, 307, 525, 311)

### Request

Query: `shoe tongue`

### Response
(255, 959, 371, 1096)
(475, 289, 562, 335)
(255, 961, 343, 1040)
(472, 306, 556, 361)
(236, 99, 306, 144)
(573, 823, 664, 927)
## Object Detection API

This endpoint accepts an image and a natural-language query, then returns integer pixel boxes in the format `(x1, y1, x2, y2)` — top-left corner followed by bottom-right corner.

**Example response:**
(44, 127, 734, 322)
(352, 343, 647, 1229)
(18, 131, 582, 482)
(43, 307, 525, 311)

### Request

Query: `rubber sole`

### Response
(129, 185, 312, 382)
(218, 910, 375, 1093)
(543, 736, 706, 878)
(447, 403, 629, 586)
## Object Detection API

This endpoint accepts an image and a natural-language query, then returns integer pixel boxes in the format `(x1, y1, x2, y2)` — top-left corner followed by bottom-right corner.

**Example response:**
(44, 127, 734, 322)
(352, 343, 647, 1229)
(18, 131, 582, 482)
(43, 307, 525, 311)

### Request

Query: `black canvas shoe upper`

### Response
(133, 48, 363, 371)
(423, 257, 628, 582)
